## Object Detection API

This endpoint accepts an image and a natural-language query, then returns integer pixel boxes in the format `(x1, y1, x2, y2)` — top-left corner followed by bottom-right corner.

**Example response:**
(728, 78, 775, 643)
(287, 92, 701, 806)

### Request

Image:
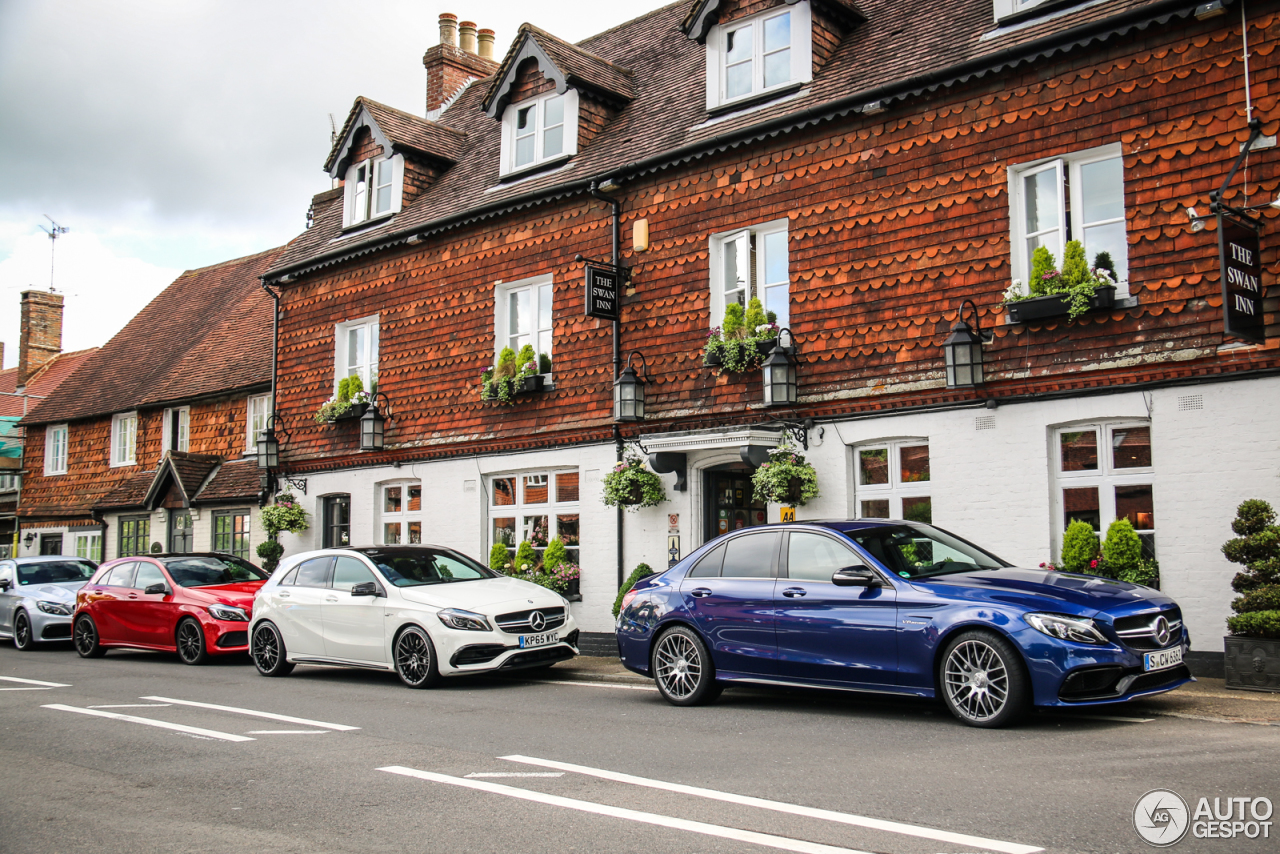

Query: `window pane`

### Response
(1080, 157, 1123, 223)
(493, 517, 516, 547)
(788, 532, 852, 582)
(859, 449, 889, 485)
(1082, 220, 1128, 282)
(538, 331, 553, 362)
(376, 183, 392, 213)
(1116, 484, 1154, 531)
(407, 521, 422, 545)
(763, 12, 790, 52)
(763, 48, 790, 88)
(861, 499, 890, 518)
(902, 496, 933, 524)
(1063, 487, 1100, 531)
(544, 95, 563, 126)
(1060, 430, 1098, 472)
(515, 134, 534, 167)
(1023, 169, 1060, 234)
(516, 106, 532, 131)
(762, 230, 786, 284)
(524, 515, 549, 547)
(348, 327, 365, 371)
(557, 514, 580, 547)
(725, 24, 752, 62)
(332, 556, 375, 592)
(523, 474, 549, 504)
(384, 522, 402, 544)
(493, 477, 516, 506)
(723, 234, 748, 303)
(1112, 427, 1151, 469)
(725, 60, 752, 100)
(900, 445, 930, 483)
(543, 125, 563, 158)
(722, 531, 777, 577)
(689, 544, 724, 578)
(512, 289, 531, 335)
(384, 486, 402, 513)
(555, 472, 579, 503)
(764, 284, 789, 328)
(407, 485, 421, 512)
(538, 284, 553, 330)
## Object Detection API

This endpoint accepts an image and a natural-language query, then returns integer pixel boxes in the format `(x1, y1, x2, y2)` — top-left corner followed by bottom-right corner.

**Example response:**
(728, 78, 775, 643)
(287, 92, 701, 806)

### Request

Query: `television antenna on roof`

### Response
(37, 215, 69, 292)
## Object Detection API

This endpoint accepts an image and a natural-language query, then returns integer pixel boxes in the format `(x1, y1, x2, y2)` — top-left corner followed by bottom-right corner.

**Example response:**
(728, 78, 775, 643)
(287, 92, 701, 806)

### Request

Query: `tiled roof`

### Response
(482, 23, 637, 117)
(682, 0, 866, 41)
(141, 452, 222, 508)
(266, 0, 1176, 277)
(193, 458, 261, 503)
(22, 247, 285, 426)
(325, 98, 468, 176)
(95, 470, 156, 511)
(0, 348, 98, 419)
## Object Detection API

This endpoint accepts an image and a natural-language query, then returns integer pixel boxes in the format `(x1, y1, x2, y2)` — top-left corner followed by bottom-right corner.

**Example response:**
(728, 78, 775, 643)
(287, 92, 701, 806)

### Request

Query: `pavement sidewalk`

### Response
(533, 656, 1280, 725)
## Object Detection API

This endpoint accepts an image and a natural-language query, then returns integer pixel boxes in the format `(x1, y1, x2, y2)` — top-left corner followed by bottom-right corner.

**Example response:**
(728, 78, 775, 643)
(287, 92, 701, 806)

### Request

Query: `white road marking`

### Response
(89, 704, 172, 709)
(140, 696, 359, 731)
(530, 679, 657, 692)
(379, 766, 874, 854)
(0, 676, 70, 687)
(501, 755, 1043, 854)
(246, 730, 328, 735)
(0, 687, 57, 691)
(42, 704, 255, 742)
(465, 772, 565, 778)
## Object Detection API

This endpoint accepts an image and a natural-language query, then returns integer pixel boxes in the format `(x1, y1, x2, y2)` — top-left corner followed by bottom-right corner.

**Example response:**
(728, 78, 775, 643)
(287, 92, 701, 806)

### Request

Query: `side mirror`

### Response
(0, 579, 11, 591)
(832, 566, 880, 588)
(144, 583, 169, 596)
(350, 581, 381, 598)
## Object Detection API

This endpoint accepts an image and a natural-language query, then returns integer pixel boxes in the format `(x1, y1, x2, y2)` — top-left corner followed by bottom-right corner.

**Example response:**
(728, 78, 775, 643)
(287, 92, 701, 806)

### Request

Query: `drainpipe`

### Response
(260, 280, 281, 414)
(91, 510, 108, 563)
(589, 180, 624, 590)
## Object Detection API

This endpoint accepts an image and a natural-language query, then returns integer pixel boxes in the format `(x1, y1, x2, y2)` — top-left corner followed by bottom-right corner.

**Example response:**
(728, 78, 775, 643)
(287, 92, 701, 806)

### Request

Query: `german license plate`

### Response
(1144, 646, 1183, 672)
(519, 632, 557, 649)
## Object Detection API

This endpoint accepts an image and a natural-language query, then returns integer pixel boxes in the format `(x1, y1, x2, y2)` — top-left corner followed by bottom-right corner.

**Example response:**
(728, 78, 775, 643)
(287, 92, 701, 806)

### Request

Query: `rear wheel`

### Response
(652, 626, 722, 706)
(394, 626, 440, 689)
(13, 611, 34, 650)
(176, 619, 210, 666)
(940, 630, 1029, 728)
(250, 622, 294, 677)
(73, 615, 106, 658)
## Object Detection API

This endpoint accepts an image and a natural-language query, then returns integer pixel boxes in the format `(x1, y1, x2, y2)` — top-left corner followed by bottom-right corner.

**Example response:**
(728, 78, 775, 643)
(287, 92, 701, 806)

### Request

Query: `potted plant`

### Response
(1222, 499, 1280, 692)
(702, 299, 779, 375)
(751, 439, 820, 506)
(1060, 519, 1100, 573)
(314, 375, 372, 423)
(1004, 243, 1118, 323)
(602, 455, 667, 510)
(481, 346, 548, 404)
(257, 490, 310, 573)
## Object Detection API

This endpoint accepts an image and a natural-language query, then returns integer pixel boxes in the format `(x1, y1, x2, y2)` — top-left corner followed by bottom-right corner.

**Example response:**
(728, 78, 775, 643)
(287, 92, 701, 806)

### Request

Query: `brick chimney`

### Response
(17, 290, 63, 390)
(424, 12, 500, 115)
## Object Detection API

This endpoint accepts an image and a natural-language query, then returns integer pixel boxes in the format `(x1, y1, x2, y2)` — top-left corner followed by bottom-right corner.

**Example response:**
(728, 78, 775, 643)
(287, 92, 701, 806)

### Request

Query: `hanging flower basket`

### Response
(602, 455, 667, 510)
(752, 440, 820, 507)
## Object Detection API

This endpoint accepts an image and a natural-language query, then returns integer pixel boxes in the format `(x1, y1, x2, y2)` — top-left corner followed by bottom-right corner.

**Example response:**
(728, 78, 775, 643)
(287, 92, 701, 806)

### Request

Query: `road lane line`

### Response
(0, 676, 70, 687)
(0, 687, 57, 691)
(501, 755, 1043, 854)
(42, 704, 255, 742)
(465, 772, 565, 778)
(90, 704, 172, 709)
(246, 730, 328, 735)
(140, 696, 359, 731)
(379, 766, 873, 854)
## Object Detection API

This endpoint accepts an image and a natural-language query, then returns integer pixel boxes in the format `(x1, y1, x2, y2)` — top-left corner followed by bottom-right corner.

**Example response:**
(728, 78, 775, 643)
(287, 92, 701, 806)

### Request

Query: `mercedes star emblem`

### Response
(1152, 615, 1172, 647)
(529, 610, 546, 632)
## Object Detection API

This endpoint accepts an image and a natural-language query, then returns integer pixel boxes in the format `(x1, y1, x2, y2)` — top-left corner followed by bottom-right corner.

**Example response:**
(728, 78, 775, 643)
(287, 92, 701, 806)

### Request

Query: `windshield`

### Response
(358, 547, 497, 588)
(846, 524, 1007, 579)
(17, 560, 97, 585)
(160, 556, 268, 588)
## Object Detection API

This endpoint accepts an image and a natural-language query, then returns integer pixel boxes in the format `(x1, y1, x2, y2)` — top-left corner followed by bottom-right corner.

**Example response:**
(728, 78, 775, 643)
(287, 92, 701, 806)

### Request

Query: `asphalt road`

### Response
(1, 643, 1276, 854)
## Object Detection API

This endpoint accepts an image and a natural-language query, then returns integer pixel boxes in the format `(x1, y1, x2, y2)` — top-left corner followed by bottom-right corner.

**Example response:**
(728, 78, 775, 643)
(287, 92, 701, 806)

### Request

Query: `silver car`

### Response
(0, 556, 98, 649)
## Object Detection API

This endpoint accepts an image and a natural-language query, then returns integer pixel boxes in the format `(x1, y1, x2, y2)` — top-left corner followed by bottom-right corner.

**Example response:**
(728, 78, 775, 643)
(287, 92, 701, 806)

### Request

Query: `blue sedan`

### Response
(615, 521, 1192, 727)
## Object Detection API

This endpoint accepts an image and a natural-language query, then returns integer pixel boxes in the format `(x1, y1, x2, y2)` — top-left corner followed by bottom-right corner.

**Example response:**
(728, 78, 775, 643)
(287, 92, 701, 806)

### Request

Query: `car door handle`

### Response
(689, 588, 712, 598)
(782, 587, 807, 598)
(127, 594, 139, 600)
(324, 597, 339, 603)
(277, 591, 291, 599)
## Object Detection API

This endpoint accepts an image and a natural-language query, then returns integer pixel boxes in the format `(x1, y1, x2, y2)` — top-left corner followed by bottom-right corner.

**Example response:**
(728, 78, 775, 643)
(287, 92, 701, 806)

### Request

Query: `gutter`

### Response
(262, 0, 1214, 284)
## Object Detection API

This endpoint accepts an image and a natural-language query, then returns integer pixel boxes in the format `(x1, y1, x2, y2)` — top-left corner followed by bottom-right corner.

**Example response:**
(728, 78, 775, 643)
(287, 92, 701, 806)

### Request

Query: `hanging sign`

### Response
(584, 264, 620, 321)
(1218, 213, 1265, 344)
(667, 535, 680, 568)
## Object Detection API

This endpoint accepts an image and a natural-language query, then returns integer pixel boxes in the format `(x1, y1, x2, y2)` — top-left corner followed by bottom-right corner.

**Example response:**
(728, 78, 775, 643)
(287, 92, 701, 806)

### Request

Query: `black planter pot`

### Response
(756, 338, 778, 357)
(704, 348, 723, 367)
(327, 402, 369, 423)
(1224, 635, 1280, 692)
(520, 374, 546, 394)
(565, 577, 581, 600)
(1007, 285, 1117, 323)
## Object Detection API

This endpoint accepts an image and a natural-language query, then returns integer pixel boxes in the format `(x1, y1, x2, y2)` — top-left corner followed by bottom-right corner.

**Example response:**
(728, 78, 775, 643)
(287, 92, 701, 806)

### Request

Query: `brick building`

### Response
(17, 248, 286, 563)
(260, 0, 1278, 665)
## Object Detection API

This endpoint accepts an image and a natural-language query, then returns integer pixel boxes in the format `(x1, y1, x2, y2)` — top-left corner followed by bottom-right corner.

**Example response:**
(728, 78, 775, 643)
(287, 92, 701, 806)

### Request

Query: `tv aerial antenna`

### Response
(37, 215, 69, 292)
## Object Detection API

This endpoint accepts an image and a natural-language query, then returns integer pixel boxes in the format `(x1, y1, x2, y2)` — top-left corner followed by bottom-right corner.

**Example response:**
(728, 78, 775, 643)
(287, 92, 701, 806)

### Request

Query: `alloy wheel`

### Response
(943, 638, 1010, 723)
(74, 617, 104, 658)
(654, 631, 703, 700)
(252, 624, 280, 672)
(14, 612, 32, 649)
(177, 620, 206, 665)
(395, 629, 435, 688)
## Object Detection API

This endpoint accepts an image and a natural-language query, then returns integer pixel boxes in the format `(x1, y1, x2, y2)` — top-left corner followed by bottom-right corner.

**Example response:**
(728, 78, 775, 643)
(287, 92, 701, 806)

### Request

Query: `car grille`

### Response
(1059, 666, 1126, 701)
(1128, 664, 1192, 694)
(1113, 607, 1183, 650)
(499, 645, 576, 669)
(451, 644, 508, 667)
(495, 606, 566, 635)
(216, 631, 248, 648)
(40, 624, 72, 640)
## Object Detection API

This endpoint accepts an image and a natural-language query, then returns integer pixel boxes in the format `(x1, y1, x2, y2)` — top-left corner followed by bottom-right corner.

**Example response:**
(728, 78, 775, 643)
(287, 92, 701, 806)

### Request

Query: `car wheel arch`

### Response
(931, 621, 1029, 695)
(650, 618, 706, 653)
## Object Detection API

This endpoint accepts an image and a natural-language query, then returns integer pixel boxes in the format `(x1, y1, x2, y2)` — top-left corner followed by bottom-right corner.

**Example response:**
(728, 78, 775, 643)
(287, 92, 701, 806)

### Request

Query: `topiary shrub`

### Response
(1061, 520, 1100, 573)
(613, 562, 655, 618)
(1060, 239, 1090, 287)
(1092, 251, 1117, 280)
(516, 344, 538, 373)
(1029, 245, 1057, 295)
(256, 540, 285, 574)
(489, 542, 511, 573)
(722, 302, 745, 338)
(542, 537, 568, 575)
(513, 540, 540, 575)
(1101, 518, 1143, 579)
(495, 347, 518, 381)
(745, 297, 767, 332)
(1223, 499, 1280, 638)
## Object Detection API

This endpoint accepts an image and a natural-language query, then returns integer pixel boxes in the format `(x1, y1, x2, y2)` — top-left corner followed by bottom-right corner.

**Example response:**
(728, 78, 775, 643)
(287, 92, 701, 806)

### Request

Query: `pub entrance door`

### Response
(703, 463, 767, 544)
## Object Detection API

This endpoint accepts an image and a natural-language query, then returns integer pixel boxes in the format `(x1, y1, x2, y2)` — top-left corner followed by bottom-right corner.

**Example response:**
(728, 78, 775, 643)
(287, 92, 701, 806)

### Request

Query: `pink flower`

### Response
(1090, 559, 1098, 569)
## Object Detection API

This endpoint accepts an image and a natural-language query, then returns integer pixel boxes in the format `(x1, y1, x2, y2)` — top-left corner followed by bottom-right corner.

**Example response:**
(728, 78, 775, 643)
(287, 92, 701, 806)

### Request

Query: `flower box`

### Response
(1224, 635, 1280, 693)
(327, 402, 368, 424)
(565, 577, 581, 601)
(704, 349, 723, 367)
(755, 337, 779, 357)
(1007, 285, 1116, 323)
(521, 374, 545, 394)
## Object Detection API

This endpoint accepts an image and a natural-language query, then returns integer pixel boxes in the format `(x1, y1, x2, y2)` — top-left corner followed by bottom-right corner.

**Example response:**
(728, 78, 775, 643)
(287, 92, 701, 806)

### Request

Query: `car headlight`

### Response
(207, 604, 249, 622)
(37, 601, 73, 616)
(437, 608, 491, 631)
(1025, 612, 1108, 645)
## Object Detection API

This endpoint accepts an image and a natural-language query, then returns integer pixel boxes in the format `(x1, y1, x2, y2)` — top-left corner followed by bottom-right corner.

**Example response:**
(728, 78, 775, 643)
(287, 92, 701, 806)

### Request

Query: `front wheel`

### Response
(176, 619, 210, 666)
(652, 626, 722, 706)
(251, 622, 294, 677)
(939, 630, 1030, 728)
(73, 615, 106, 658)
(13, 611, 34, 650)
(394, 626, 440, 689)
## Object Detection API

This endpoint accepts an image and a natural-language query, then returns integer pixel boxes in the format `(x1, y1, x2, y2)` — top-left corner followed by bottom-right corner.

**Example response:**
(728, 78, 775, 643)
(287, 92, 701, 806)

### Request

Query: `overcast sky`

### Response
(0, 0, 673, 368)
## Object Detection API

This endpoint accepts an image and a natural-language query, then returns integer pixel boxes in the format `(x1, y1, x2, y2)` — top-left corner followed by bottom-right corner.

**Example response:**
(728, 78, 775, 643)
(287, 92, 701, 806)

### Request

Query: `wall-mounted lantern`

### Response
(614, 352, 647, 422)
(762, 329, 797, 406)
(943, 299, 991, 389)
(360, 393, 392, 451)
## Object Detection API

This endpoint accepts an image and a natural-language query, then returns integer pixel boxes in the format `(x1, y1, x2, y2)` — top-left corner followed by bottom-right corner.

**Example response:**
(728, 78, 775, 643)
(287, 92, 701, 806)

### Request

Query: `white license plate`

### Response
(1144, 646, 1183, 672)
(519, 632, 557, 649)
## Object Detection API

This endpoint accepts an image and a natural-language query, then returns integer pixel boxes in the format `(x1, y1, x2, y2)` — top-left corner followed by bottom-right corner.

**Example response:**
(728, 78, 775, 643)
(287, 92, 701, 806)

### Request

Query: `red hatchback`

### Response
(73, 553, 269, 665)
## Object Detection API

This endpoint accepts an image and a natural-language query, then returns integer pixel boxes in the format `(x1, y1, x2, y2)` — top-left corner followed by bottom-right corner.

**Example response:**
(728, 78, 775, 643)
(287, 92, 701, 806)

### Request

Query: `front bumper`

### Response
(29, 607, 74, 642)
(436, 618, 580, 676)
(1016, 624, 1194, 708)
(201, 617, 250, 654)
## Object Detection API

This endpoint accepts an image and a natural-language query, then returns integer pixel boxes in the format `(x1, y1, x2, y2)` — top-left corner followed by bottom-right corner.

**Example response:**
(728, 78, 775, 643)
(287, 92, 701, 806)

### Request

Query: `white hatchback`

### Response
(248, 545, 579, 688)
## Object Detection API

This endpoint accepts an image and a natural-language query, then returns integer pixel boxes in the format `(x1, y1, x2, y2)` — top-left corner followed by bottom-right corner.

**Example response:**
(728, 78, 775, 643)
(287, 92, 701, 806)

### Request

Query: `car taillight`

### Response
(620, 588, 640, 614)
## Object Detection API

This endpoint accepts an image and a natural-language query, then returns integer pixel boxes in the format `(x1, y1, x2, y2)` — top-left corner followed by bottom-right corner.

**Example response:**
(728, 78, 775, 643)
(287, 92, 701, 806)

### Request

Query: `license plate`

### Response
(1144, 646, 1183, 672)
(519, 632, 557, 649)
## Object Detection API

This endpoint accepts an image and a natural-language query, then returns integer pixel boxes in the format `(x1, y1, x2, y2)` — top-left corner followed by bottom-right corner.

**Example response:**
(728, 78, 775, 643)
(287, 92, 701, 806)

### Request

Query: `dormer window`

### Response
(343, 155, 401, 228)
(706, 2, 811, 111)
(500, 90, 579, 177)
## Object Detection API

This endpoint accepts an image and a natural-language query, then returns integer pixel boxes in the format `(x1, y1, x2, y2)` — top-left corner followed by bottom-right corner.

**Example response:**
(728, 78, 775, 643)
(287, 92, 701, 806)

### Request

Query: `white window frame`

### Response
(487, 469, 581, 567)
(334, 315, 380, 393)
(110, 413, 137, 468)
(499, 89, 579, 178)
(708, 219, 790, 330)
(74, 532, 102, 561)
(1010, 143, 1129, 296)
(853, 439, 932, 522)
(246, 394, 272, 454)
(494, 275, 554, 375)
(44, 424, 68, 475)
(342, 154, 403, 228)
(377, 480, 423, 545)
(161, 406, 190, 454)
(705, 1, 812, 111)
(993, 0, 1057, 23)
(1051, 420, 1155, 561)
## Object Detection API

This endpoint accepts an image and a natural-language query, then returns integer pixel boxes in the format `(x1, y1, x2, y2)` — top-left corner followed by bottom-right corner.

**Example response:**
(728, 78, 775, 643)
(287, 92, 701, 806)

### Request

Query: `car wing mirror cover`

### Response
(351, 581, 381, 597)
(144, 583, 169, 596)
(832, 565, 880, 587)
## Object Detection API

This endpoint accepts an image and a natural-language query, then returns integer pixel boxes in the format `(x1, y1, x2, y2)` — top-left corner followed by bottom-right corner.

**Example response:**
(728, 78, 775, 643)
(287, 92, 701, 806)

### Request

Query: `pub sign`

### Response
(584, 264, 620, 321)
(1218, 213, 1265, 344)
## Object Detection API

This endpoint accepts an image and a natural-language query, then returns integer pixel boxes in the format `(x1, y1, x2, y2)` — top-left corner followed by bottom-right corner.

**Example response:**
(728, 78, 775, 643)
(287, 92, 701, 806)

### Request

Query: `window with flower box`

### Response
(854, 440, 932, 523)
(1053, 422, 1155, 560)
(489, 470, 580, 567)
(379, 482, 422, 545)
